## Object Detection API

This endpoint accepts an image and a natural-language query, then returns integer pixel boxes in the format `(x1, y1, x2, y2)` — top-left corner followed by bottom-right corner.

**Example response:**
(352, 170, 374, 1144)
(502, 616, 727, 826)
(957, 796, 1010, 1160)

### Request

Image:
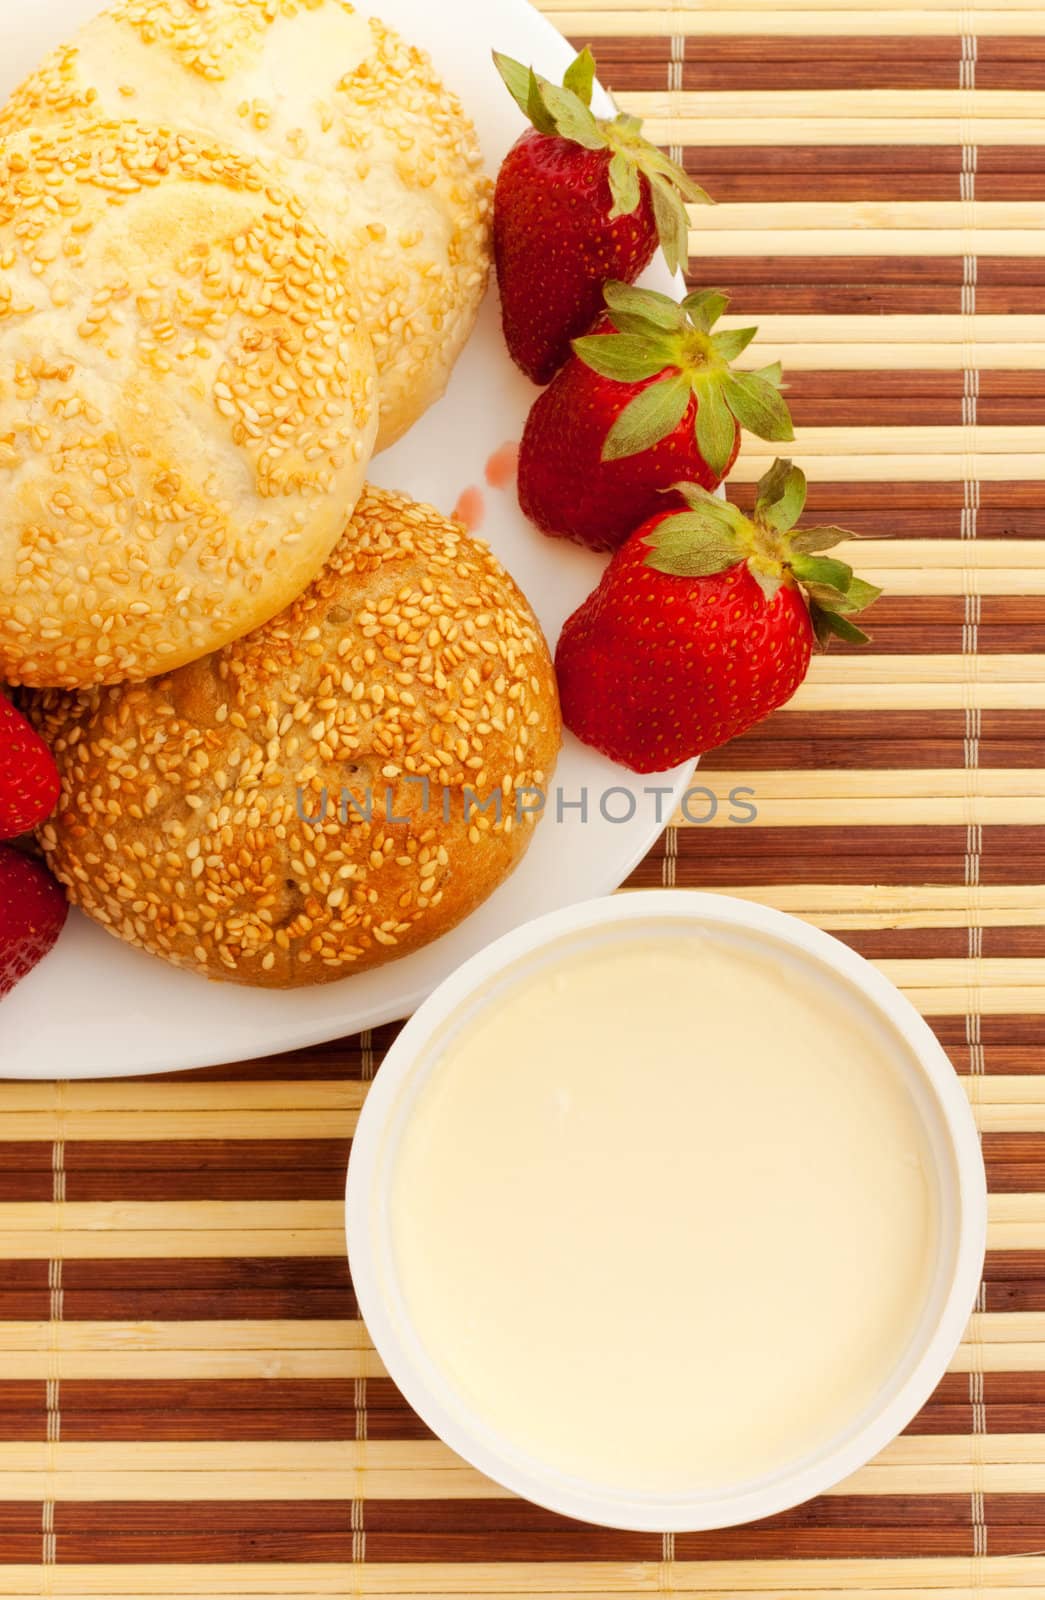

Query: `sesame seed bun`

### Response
(1, 0, 492, 452)
(0, 120, 378, 692)
(32, 486, 562, 989)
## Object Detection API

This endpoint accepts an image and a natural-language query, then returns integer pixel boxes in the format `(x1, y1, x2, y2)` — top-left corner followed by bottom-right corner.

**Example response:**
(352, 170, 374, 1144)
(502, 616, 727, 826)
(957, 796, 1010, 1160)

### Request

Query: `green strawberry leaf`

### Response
(562, 46, 596, 106)
(572, 332, 675, 382)
(682, 288, 729, 331)
(644, 513, 743, 578)
(722, 371, 795, 442)
(607, 150, 642, 218)
(602, 372, 692, 461)
(755, 459, 807, 532)
(492, 52, 535, 118)
(790, 553, 854, 595)
(539, 78, 606, 148)
(810, 605, 872, 648)
(693, 377, 737, 479)
(747, 360, 784, 389)
(671, 481, 748, 533)
(526, 69, 558, 136)
(826, 576, 883, 615)
(638, 144, 713, 205)
(603, 281, 686, 334)
(790, 525, 856, 554)
(711, 325, 758, 361)
(649, 175, 688, 276)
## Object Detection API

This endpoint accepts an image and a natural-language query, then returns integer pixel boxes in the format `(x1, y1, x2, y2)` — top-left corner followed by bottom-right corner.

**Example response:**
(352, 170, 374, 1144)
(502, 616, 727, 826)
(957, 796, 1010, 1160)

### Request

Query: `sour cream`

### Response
(389, 927, 938, 1492)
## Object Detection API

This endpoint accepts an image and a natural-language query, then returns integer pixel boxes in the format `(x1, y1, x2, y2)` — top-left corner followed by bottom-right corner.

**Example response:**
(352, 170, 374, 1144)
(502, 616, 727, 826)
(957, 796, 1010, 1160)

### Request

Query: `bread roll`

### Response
(0, 121, 378, 691)
(1, 0, 492, 450)
(33, 486, 561, 989)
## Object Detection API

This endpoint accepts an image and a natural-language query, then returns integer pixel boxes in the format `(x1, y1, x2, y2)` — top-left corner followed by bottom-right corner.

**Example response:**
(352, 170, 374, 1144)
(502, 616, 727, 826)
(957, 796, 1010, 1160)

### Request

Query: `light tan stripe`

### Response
(688, 767, 1045, 829)
(624, 88, 1045, 119)
(0, 1202, 343, 1233)
(697, 201, 1045, 233)
(546, 0, 1045, 10)
(965, 1078, 1045, 1108)
(807, 545, 1045, 572)
(0, 1560, 1043, 1595)
(784, 680, 1045, 709)
(0, 1112, 358, 1141)
(691, 885, 1045, 924)
(694, 229, 1045, 257)
(702, 769, 1045, 797)
(879, 958, 1045, 988)
(742, 426, 1045, 458)
(547, 9, 1045, 36)
(735, 313, 1045, 345)
(698, 796, 1045, 826)
(0, 1349, 385, 1379)
(0, 1081, 365, 1112)
(690, 201, 1045, 259)
(737, 344, 1045, 372)
(0, 1322, 370, 1352)
(974, 1107, 1045, 1134)
(644, 118, 1045, 148)
(730, 454, 1045, 483)
(0, 1231, 347, 1259)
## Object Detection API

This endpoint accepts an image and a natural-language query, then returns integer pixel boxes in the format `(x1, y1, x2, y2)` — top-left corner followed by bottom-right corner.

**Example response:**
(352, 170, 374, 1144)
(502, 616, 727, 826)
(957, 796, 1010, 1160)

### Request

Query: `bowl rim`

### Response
(345, 888, 988, 1532)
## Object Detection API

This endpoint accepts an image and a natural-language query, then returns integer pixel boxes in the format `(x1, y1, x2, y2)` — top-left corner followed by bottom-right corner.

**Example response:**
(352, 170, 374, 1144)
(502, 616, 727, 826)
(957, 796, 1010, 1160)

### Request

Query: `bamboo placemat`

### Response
(1, 0, 1044, 1593)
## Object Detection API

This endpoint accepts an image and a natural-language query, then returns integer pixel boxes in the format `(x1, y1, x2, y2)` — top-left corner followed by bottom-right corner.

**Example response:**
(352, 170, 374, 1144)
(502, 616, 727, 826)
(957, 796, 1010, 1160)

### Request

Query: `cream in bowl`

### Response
(347, 891, 986, 1531)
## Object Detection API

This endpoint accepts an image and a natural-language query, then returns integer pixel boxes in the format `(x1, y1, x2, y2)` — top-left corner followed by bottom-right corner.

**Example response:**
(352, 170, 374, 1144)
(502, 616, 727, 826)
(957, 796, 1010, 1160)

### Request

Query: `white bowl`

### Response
(346, 890, 987, 1532)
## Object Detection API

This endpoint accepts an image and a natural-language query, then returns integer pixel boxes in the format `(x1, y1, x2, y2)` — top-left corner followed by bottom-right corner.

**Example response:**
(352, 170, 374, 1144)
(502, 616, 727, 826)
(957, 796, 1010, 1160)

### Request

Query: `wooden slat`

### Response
(0, 2, 1040, 1596)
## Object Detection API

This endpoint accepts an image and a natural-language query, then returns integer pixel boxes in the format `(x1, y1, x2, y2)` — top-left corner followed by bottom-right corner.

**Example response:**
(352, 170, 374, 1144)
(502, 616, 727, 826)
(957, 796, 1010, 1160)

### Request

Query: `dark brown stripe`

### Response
(702, 708, 1045, 773)
(683, 147, 1045, 201)
(703, 720, 1045, 775)
(834, 927, 1045, 962)
(934, 1017, 1045, 1049)
(63, 1140, 351, 1171)
(58, 1258, 351, 1290)
(66, 1168, 345, 1202)
(719, 372, 1045, 429)
(575, 36, 1045, 92)
(58, 1379, 408, 1412)
(631, 827, 1045, 889)
(56, 1409, 431, 1442)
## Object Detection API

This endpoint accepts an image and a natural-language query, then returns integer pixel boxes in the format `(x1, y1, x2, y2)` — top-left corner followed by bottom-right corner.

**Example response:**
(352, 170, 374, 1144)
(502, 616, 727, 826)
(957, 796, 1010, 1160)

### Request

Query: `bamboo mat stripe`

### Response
(0, 0, 1043, 1595)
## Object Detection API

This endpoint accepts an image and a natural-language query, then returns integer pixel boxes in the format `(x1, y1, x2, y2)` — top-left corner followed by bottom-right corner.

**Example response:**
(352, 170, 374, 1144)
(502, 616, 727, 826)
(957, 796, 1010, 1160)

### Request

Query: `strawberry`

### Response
(0, 692, 61, 839)
(555, 460, 881, 773)
(519, 282, 794, 552)
(493, 47, 710, 383)
(0, 845, 68, 1000)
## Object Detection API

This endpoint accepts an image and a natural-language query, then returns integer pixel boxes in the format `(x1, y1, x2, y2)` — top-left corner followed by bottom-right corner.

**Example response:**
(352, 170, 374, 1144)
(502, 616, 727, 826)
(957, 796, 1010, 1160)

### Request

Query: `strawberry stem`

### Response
(493, 47, 712, 275)
(570, 282, 795, 474)
(643, 459, 883, 647)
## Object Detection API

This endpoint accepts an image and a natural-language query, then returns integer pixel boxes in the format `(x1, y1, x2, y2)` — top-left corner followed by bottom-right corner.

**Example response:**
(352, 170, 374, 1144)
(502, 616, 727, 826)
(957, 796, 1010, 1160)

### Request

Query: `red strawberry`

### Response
(0, 692, 61, 839)
(555, 460, 881, 773)
(493, 47, 710, 384)
(519, 282, 794, 552)
(0, 846, 68, 1000)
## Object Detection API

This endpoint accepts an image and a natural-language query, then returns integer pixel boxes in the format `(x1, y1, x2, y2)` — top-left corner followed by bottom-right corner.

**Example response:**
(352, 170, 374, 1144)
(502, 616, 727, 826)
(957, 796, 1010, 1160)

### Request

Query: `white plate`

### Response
(1, 0, 693, 1078)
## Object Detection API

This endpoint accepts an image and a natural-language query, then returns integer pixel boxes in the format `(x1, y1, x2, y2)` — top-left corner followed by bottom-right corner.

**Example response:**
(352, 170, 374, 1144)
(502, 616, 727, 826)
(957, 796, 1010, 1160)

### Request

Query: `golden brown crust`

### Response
(33, 487, 562, 988)
(0, 120, 378, 691)
(0, 0, 492, 450)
